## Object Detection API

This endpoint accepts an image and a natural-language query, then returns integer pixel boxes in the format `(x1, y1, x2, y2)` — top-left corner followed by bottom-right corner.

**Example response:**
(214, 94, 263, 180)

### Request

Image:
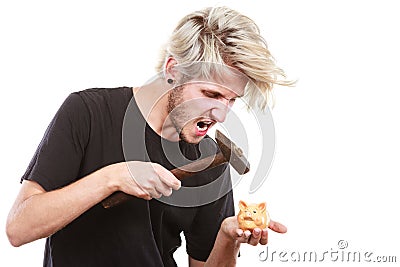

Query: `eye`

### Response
(253, 210, 257, 213)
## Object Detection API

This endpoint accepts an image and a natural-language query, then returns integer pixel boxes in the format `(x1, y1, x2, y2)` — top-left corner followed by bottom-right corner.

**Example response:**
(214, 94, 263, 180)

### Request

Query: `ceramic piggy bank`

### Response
(237, 200, 270, 231)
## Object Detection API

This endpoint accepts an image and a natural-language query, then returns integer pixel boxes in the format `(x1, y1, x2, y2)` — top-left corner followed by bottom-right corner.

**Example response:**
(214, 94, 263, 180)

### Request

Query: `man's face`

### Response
(166, 77, 246, 144)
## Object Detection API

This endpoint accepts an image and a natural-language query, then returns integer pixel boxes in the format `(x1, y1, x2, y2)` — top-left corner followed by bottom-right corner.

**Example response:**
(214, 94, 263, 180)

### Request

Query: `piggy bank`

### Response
(237, 200, 270, 231)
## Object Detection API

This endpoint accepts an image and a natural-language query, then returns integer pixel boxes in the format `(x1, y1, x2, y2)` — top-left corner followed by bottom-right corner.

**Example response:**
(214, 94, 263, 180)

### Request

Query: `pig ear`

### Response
(239, 200, 248, 211)
(258, 202, 266, 212)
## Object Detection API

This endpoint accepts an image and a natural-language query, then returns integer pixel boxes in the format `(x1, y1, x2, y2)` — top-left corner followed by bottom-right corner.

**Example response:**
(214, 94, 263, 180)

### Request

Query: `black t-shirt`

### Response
(21, 87, 234, 267)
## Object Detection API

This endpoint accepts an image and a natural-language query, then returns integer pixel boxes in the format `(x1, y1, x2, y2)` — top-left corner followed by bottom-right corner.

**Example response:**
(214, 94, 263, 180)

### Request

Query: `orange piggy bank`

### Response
(237, 200, 270, 231)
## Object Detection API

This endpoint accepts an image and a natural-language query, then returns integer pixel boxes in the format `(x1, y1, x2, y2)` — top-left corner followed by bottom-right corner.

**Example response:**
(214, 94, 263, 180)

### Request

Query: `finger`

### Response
(156, 182, 173, 197)
(244, 230, 251, 238)
(268, 220, 287, 233)
(162, 186, 173, 197)
(248, 228, 262, 246)
(259, 228, 268, 245)
(142, 194, 152, 201)
(235, 229, 244, 237)
(150, 189, 162, 199)
(238, 230, 252, 243)
(152, 164, 181, 190)
(134, 186, 152, 200)
(143, 181, 162, 199)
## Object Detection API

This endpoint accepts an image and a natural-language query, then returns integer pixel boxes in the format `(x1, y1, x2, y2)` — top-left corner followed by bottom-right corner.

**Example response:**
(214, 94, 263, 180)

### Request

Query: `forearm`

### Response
(205, 229, 241, 267)
(6, 168, 115, 246)
(198, 215, 287, 267)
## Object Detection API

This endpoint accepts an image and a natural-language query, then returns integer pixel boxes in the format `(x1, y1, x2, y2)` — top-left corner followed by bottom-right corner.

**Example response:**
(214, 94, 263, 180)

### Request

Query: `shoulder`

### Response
(67, 87, 133, 115)
(53, 87, 133, 128)
(74, 87, 133, 105)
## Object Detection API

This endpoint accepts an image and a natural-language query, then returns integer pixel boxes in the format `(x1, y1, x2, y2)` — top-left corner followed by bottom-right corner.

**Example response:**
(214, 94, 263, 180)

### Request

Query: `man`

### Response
(6, 6, 289, 266)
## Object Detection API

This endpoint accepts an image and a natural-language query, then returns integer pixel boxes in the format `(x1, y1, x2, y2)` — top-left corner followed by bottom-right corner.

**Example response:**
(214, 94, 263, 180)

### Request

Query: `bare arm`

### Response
(6, 161, 180, 247)
(6, 167, 114, 247)
(189, 216, 287, 267)
(188, 229, 240, 267)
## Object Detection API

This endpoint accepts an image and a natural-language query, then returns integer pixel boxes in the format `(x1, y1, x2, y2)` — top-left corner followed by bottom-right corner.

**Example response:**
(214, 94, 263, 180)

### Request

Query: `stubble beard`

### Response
(167, 86, 194, 143)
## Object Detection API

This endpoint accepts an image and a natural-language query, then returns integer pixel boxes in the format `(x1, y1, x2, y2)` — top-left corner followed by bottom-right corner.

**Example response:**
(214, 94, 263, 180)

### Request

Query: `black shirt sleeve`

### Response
(21, 93, 90, 191)
(184, 190, 235, 262)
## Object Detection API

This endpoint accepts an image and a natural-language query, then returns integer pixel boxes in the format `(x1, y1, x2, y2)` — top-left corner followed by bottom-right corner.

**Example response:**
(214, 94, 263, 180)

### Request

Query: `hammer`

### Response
(101, 130, 250, 208)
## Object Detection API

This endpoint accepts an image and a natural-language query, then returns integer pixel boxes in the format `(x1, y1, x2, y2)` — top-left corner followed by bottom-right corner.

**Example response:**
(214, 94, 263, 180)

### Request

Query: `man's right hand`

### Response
(102, 161, 181, 200)
(6, 161, 181, 246)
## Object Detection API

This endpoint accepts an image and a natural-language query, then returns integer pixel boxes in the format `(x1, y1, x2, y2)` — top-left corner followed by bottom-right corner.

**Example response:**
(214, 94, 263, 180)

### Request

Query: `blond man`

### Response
(7, 6, 289, 267)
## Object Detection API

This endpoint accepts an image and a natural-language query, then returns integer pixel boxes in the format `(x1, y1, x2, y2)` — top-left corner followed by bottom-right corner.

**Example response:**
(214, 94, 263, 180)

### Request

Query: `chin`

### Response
(179, 132, 204, 144)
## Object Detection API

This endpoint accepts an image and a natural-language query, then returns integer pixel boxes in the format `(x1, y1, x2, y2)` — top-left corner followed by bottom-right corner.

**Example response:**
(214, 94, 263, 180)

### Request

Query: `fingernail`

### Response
(244, 231, 251, 238)
(254, 229, 261, 235)
(237, 229, 243, 236)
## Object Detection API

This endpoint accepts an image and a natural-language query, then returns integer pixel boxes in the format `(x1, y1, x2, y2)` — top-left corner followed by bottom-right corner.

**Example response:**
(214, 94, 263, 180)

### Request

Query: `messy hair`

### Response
(156, 6, 294, 110)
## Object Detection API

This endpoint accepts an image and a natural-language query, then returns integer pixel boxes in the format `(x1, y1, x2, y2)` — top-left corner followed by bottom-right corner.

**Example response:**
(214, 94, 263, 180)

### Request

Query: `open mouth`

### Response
(195, 119, 215, 136)
(196, 121, 213, 131)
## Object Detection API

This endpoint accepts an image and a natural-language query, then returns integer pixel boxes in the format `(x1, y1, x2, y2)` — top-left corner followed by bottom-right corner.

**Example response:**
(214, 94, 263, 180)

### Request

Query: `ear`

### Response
(238, 200, 248, 211)
(257, 202, 266, 212)
(164, 57, 179, 81)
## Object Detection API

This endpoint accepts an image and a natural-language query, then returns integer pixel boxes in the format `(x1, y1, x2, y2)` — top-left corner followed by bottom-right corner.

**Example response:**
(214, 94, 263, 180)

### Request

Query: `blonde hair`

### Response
(156, 6, 294, 110)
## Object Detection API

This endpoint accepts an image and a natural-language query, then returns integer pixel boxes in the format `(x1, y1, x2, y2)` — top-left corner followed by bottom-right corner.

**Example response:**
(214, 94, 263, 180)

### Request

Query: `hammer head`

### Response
(215, 130, 250, 175)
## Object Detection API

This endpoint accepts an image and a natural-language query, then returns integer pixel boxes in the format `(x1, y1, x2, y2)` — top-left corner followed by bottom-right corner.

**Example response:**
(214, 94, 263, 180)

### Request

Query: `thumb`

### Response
(268, 220, 287, 233)
(152, 163, 181, 190)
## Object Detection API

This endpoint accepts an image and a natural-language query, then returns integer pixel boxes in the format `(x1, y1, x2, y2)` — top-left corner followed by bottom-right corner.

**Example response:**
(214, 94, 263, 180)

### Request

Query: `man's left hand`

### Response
(220, 216, 287, 246)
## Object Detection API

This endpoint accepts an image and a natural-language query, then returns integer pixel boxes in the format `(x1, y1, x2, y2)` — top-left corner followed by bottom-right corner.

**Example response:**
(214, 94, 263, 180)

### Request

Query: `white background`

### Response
(1, 0, 399, 266)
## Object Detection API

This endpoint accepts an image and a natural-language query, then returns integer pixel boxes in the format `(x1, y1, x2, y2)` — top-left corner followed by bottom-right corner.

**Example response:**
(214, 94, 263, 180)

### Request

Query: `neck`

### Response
(133, 78, 180, 142)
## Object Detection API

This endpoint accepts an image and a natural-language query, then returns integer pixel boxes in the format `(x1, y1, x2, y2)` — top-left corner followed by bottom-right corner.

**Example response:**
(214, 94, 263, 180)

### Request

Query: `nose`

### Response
(210, 100, 230, 122)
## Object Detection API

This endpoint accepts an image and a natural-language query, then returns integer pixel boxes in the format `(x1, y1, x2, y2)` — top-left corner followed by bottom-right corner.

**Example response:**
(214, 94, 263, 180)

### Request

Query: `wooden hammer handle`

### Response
(101, 152, 226, 208)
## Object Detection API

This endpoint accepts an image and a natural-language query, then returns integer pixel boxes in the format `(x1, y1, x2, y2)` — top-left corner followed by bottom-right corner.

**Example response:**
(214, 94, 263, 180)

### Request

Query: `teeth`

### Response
(197, 124, 207, 131)
(197, 125, 206, 131)
(196, 120, 213, 132)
